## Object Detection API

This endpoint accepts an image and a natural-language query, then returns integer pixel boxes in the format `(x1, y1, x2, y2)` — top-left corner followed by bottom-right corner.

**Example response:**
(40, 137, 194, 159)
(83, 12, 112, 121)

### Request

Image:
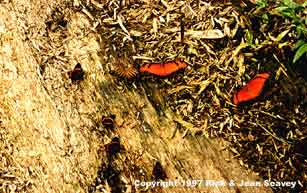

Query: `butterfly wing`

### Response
(74, 63, 82, 70)
(174, 59, 188, 69)
(68, 63, 84, 81)
(140, 59, 188, 77)
(163, 61, 180, 76)
(152, 63, 167, 76)
(139, 63, 166, 76)
(233, 73, 270, 105)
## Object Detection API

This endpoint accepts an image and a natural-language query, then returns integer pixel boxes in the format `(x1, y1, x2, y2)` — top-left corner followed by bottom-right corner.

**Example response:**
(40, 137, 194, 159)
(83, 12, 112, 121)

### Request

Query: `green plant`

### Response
(269, 0, 307, 63)
(256, 0, 268, 9)
(275, 0, 307, 37)
(293, 40, 307, 63)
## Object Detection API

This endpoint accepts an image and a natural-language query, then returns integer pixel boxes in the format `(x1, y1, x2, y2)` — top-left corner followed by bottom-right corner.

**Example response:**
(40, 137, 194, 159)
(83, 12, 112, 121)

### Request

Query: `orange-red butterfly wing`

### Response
(161, 61, 180, 76)
(174, 59, 188, 69)
(139, 59, 188, 77)
(140, 63, 165, 76)
(233, 72, 270, 105)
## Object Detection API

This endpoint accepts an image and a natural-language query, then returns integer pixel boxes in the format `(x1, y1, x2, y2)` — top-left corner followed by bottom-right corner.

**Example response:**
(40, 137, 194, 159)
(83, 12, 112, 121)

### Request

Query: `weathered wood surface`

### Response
(0, 1, 272, 193)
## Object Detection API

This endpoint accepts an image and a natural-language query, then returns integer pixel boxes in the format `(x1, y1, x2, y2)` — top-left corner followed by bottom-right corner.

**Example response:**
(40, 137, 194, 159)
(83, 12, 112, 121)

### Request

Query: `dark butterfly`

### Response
(113, 57, 138, 79)
(152, 161, 167, 180)
(102, 115, 116, 130)
(105, 137, 121, 157)
(67, 63, 84, 82)
(113, 65, 138, 79)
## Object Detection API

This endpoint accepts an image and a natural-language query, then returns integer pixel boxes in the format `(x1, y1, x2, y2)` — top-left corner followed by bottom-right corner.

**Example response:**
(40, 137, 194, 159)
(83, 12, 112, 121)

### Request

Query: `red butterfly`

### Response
(139, 59, 188, 77)
(67, 63, 84, 81)
(233, 72, 270, 105)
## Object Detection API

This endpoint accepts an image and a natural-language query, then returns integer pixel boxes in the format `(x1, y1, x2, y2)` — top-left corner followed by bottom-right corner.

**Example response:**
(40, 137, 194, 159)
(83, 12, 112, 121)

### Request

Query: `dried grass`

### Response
(0, 0, 306, 193)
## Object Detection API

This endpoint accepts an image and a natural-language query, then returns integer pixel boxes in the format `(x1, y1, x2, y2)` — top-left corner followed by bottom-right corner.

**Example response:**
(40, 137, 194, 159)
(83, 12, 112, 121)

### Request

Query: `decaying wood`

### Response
(0, 1, 273, 193)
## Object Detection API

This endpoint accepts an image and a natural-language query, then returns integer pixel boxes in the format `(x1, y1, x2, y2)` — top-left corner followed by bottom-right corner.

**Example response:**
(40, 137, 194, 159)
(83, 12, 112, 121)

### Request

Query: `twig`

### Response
(250, 122, 293, 144)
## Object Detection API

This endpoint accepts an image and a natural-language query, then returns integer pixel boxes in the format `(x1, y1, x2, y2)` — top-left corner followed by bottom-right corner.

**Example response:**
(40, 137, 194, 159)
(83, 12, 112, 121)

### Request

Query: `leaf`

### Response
(276, 29, 290, 42)
(276, 4, 302, 22)
(245, 29, 254, 45)
(281, 0, 301, 9)
(293, 43, 307, 63)
(186, 29, 225, 39)
(256, 0, 267, 8)
(295, 40, 305, 49)
(261, 13, 269, 22)
(296, 23, 307, 36)
(277, 7, 295, 18)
